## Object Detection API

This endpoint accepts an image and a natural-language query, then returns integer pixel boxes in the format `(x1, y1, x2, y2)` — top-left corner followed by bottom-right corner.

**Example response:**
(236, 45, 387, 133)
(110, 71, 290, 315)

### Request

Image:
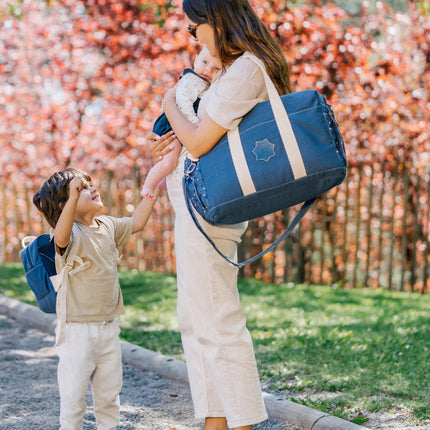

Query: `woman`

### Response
(148, 1, 293, 429)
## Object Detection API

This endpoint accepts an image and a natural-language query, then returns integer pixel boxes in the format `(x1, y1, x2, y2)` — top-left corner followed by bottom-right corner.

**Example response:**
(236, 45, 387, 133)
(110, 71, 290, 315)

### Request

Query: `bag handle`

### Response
(241, 53, 307, 180)
(21, 235, 37, 248)
(183, 177, 315, 268)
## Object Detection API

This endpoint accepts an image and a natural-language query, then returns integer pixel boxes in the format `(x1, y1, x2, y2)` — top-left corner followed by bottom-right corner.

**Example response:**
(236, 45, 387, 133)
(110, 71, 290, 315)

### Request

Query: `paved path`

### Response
(0, 312, 299, 430)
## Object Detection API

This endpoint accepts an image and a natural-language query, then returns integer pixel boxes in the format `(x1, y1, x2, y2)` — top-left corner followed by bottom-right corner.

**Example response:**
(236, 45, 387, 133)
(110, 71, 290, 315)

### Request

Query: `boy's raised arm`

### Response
(54, 177, 83, 248)
(131, 186, 161, 234)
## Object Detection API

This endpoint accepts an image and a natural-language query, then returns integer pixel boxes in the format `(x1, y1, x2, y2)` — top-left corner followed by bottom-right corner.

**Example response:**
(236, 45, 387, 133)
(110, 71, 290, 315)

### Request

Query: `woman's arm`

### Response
(162, 56, 265, 158)
(163, 89, 227, 158)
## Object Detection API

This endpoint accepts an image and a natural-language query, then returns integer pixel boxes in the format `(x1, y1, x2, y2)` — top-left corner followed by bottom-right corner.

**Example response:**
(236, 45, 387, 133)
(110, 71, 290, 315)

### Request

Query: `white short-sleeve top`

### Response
(198, 52, 269, 130)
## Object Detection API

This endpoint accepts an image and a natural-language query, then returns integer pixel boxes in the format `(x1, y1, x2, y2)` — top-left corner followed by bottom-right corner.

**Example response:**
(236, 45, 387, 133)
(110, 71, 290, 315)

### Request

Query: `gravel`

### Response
(1, 307, 428, 430)
(0, 313, 299, 430)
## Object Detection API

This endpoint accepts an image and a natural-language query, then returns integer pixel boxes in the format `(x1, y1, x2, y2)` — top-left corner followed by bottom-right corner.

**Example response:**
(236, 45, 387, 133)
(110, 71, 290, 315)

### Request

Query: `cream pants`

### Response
(166, 156, 268, 428)
(55, 320, 122, 430)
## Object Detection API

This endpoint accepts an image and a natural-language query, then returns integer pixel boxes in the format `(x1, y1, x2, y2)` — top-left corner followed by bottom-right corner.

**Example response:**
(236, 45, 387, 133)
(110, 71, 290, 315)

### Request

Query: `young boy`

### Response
(32, 167, 160, 430)
(141, 46, 222, 199)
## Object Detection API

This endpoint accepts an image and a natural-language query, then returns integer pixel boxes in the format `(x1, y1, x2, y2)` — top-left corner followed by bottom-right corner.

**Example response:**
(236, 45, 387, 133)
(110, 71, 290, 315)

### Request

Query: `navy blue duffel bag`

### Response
(183, 55, 347, 267)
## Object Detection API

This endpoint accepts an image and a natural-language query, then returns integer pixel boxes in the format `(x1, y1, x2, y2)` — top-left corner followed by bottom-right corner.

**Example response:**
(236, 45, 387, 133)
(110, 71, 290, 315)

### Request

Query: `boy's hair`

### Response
(33, 167, 92, 228)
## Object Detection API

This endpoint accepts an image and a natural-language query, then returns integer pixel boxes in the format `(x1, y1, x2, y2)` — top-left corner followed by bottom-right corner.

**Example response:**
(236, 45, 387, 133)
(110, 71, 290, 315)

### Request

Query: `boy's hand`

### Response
(69, 177, 84, 200)
(155, 178, 167, 195)
(55, 177, 84, 248)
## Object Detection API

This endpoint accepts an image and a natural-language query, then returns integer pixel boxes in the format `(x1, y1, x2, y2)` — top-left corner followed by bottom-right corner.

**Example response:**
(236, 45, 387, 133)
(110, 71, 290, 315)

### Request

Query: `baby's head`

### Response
(33, 167, 93, 228)
(193, 46, 222, 84)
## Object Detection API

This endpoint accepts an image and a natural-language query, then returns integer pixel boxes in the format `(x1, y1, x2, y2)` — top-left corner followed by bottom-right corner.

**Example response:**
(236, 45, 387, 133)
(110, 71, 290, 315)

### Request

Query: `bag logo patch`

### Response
(252, 139, 275, 162)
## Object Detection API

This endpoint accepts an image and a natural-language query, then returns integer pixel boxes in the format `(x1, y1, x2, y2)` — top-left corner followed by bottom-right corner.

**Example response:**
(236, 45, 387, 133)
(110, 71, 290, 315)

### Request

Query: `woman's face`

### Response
(187, 17, 218, 58)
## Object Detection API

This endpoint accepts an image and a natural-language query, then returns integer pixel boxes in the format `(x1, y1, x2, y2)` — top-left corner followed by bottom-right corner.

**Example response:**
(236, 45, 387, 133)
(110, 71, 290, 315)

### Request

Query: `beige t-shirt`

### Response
(55, 215, 133, 323)
(198, 52, 269, 130)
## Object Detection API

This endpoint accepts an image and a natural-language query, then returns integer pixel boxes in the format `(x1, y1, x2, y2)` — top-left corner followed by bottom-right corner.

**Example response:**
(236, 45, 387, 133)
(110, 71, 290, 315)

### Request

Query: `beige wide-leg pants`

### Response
(167, 156, 268, 428)
(56, 320, 122, 430)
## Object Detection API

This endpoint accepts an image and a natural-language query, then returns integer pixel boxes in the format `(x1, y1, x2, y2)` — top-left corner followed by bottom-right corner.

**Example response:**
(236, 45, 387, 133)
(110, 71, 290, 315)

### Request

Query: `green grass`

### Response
(1, 263, 430, 425)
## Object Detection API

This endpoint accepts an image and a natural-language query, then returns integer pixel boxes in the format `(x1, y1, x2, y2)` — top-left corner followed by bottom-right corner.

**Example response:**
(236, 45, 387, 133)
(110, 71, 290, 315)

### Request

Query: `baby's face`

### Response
(193, 47, 222, 83)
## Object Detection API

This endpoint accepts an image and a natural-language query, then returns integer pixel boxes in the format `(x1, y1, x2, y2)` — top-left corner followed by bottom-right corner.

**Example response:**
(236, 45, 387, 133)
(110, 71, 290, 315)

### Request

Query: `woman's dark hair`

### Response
(183, 0, 293, 94)
(33, 168, 92, 228)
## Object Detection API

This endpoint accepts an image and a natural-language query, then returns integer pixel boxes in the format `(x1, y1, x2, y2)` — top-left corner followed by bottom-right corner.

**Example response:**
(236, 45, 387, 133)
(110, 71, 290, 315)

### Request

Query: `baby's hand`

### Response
(69, 177, 84, 200)
(140, 185, 156, 200)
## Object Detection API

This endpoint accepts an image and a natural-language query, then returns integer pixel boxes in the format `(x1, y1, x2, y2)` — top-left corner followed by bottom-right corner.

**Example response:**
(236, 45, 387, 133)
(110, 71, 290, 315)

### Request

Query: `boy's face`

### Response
(193, 46, 222, 83)
(74, 178, 103, 217)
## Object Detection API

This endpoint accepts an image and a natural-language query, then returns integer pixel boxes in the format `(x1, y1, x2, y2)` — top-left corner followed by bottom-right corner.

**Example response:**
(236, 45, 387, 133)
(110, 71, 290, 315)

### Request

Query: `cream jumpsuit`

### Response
(166, 52, 269, 428)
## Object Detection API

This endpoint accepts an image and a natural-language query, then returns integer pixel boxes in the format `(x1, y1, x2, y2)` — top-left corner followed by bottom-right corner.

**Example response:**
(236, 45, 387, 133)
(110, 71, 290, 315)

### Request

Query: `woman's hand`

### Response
(146, 131, 178, 161)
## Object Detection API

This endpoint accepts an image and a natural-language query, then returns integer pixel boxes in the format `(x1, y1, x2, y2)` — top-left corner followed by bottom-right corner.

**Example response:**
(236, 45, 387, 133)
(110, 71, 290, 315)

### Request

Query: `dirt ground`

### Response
(0, 313, 300, 430)
(1, 310, 429, 430)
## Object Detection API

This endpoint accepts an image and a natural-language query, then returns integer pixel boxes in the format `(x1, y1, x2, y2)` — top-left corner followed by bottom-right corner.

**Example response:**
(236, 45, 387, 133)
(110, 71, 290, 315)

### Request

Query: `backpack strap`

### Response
(50, 252, 91, 346)
(50, 255, 91, 293)
(21, 234, 91, 339)
(183, 177, 315, 267)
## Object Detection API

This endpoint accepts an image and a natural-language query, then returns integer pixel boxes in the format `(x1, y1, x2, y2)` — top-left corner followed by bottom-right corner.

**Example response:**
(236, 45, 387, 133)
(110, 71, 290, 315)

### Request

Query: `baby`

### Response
(141, 46, 222, 199)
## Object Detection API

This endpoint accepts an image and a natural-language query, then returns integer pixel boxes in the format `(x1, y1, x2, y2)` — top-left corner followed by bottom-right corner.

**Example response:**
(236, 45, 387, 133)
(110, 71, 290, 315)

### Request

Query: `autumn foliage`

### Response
(1, 0, 429, 179)
(0, 0, 429, 289)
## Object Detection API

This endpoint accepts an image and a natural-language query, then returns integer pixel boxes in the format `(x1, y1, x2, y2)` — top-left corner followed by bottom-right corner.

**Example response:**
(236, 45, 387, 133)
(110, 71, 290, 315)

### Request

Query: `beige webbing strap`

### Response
(247, 54, 307, 180)
(50, 256, 91, 346)
(228, 127, 257, 195)
(227, 53, 307, 197)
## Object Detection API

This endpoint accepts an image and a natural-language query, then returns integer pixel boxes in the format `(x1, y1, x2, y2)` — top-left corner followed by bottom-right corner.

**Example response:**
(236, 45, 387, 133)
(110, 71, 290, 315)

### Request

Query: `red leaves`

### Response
(0, 1, 429, 179)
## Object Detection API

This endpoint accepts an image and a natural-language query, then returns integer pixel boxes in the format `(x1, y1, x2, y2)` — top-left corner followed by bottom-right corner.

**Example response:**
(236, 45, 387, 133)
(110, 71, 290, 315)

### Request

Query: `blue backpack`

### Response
(20, 234, 57, 314)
